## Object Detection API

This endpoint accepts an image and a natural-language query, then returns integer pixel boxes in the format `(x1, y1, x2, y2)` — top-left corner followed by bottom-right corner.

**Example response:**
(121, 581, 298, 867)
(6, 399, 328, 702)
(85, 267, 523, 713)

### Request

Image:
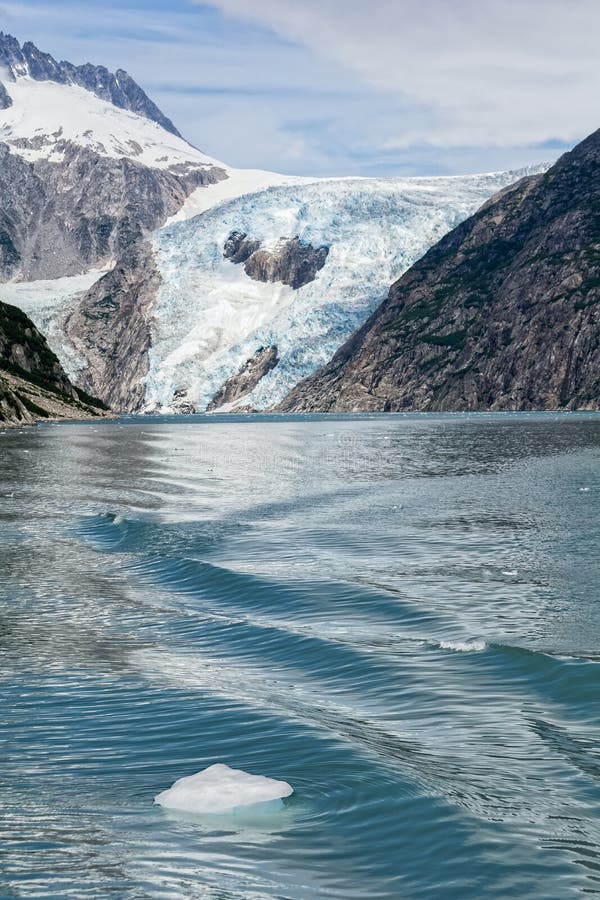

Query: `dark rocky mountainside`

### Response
(280, 128, 600, 412)
(0, 300, 108, 425)
(0, 32, 179, 134)
(63, 243, 160, 412)
(0, 81, 11, 109)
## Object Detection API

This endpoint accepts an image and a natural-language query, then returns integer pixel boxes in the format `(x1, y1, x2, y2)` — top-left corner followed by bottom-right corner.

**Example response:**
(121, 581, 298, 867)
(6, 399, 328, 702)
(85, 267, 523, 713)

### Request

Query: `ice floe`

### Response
(154, 763, 293, 814)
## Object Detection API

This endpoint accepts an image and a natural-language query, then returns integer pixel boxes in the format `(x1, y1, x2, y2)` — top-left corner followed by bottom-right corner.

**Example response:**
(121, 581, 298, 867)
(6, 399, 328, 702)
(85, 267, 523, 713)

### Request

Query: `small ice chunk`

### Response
(154, 763, 293, 814)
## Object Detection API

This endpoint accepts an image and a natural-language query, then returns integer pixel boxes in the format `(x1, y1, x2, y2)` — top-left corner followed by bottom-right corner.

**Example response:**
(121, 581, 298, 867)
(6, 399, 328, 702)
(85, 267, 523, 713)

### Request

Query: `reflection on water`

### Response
(1, 412, 599, 899)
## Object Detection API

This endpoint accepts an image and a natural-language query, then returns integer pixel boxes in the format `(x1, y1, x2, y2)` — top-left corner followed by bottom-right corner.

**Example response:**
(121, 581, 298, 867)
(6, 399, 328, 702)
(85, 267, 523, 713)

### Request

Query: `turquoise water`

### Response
(1, 412, 599, 899)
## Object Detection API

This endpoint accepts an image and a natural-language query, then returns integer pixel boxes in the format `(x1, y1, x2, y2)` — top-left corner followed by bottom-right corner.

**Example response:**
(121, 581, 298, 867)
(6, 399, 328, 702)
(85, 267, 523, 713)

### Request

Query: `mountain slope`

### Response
(279, 128, 600, 412)
(0, 300, 108, 425)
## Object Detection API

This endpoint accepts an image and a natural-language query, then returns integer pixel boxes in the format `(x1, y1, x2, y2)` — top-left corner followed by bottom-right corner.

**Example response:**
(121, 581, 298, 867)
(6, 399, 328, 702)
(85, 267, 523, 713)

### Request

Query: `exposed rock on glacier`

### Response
(223, 231, 262, 264)
(154, 764, 293, 814)
(171, 388, 197, 415)
(207, 345, 279, 411)
(224, 232, 329, 289)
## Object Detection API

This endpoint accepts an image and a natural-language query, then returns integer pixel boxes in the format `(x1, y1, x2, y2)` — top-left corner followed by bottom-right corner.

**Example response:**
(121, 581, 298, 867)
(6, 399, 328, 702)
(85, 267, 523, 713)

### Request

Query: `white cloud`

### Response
(204, 0, 600, 148)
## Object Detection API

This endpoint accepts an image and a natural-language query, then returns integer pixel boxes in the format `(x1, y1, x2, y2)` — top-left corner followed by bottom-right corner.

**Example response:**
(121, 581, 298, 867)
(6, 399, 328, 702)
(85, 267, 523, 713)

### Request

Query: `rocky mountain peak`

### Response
(0, 32, 227, 283)
(0, 32, 180, 135)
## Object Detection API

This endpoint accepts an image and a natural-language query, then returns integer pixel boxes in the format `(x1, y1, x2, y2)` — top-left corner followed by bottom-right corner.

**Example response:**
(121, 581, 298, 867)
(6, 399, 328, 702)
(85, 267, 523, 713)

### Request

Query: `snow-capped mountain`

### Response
(0, 32, 231, 282)
(0, 33, 549, 413)
(0, 31, 179, 133)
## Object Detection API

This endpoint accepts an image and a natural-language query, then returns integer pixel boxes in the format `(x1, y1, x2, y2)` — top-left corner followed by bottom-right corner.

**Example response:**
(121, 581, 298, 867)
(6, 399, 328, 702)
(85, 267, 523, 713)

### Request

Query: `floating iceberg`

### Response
(154, 763, 293, 814)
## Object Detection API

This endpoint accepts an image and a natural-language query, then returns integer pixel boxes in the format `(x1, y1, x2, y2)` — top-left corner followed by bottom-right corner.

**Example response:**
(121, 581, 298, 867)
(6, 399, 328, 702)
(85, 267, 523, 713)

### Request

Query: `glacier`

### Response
(146, 168, 544, 412)
(1, 166, 546, 413)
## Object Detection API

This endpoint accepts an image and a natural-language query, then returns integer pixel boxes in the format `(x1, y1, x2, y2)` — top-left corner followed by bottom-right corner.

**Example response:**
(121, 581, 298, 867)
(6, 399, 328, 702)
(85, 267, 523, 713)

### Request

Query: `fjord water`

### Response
(1, 413, 599, 899)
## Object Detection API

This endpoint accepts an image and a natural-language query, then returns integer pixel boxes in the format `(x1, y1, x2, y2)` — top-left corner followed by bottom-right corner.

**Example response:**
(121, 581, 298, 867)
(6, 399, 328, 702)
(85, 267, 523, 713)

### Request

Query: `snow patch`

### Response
(0, 269, 107, 311)
(0, 77, 219, 172)
(154, 764, 293, 814)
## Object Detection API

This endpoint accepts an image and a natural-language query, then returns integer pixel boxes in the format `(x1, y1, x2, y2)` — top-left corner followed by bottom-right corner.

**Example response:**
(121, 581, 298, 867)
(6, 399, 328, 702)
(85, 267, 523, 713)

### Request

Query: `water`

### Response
(1, 412, 599, 899)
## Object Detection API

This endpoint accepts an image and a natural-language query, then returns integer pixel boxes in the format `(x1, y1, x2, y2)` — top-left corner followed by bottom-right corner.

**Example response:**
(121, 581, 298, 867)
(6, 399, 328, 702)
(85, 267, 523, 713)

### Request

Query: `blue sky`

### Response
(0, 0, 597, 176)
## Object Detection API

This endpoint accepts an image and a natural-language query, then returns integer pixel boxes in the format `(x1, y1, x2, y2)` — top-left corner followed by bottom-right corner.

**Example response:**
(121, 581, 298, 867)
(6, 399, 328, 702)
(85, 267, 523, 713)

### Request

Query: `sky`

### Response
(0, 0, 598, 176)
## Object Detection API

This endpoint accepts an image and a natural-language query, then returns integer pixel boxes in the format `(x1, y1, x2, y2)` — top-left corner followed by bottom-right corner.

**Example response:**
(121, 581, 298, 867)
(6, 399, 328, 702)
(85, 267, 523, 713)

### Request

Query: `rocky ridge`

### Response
(207, 346, 279, 411)
(0, 32, 179, 134)
(63, 243, 161, 412)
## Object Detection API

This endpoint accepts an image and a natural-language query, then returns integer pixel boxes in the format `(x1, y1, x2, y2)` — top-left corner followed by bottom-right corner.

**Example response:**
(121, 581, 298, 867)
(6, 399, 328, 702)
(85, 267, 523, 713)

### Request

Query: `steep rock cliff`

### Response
(0, 143, 222, 281)
(63, 244, 161, 412)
